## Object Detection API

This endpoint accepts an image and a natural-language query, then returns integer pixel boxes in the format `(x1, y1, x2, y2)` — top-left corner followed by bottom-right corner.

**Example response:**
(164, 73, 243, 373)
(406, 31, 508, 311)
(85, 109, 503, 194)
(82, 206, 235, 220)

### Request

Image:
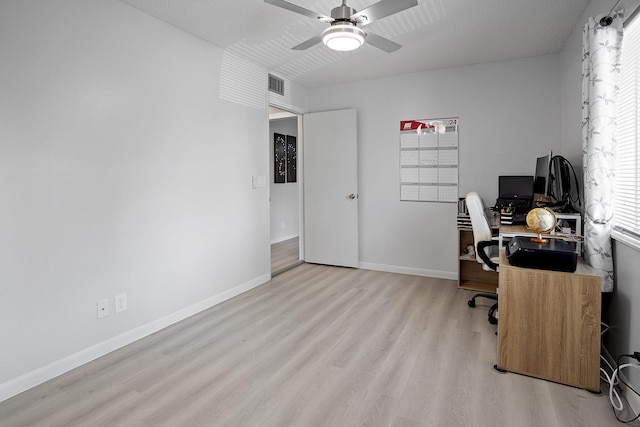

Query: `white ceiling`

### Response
(119, 0, 590, 89)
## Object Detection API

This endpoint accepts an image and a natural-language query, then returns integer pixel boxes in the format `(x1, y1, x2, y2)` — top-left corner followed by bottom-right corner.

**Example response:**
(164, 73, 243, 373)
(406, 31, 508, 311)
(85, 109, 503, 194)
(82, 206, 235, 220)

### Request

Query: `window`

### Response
(614, 14, 640, 248)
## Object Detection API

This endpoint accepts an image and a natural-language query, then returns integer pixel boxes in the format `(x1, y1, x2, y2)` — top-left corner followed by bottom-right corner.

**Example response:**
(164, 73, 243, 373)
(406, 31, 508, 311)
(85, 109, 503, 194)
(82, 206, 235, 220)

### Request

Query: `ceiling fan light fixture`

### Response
(322, 23, 365, 51)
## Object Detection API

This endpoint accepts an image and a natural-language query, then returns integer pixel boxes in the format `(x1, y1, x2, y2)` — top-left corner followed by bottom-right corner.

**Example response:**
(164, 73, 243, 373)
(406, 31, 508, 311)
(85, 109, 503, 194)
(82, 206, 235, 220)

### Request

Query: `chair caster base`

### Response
(468, 299, 476, 308)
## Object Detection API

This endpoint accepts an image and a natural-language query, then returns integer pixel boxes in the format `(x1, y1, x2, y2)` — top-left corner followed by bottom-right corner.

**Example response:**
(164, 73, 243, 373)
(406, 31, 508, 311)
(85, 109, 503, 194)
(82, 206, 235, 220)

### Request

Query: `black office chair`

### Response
(465, 192, 499, 325)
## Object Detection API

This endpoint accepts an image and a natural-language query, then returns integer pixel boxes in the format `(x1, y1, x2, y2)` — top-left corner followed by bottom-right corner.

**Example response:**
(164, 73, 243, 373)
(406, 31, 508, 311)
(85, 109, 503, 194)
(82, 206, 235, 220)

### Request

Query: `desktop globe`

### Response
(526, 207, 557, 244)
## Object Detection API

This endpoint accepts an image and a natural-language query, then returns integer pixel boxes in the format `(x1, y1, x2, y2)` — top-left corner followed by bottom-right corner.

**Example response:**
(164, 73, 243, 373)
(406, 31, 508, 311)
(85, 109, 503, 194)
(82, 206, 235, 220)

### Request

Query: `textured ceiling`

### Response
(119, 0, 590, 89)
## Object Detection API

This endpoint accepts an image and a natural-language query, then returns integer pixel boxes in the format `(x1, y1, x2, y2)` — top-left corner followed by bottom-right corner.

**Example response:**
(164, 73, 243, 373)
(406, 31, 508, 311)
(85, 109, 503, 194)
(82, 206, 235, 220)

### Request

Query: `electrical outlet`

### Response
(114, 293, 127, 313)
(97, 299, 109, 319)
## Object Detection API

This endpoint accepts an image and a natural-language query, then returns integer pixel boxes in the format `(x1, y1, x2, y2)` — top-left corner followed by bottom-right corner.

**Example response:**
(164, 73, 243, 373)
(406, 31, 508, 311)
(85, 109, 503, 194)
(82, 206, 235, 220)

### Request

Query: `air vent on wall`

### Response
(268, 74, 285, 96)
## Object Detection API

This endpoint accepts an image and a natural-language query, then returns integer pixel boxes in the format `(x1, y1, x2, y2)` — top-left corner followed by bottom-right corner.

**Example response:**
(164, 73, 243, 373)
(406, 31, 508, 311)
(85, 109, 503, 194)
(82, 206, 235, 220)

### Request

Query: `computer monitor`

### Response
(498, 176, 534, 199)
(534, 151, 552, 195)
(549, 156, 572, 204)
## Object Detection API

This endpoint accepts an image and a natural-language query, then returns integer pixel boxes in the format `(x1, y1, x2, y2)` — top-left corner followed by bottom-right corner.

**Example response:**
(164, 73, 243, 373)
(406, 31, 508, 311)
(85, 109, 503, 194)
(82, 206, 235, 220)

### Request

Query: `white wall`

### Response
(0, 0, 270, 399)
(610, 241, 640, 390)
(308, 55, 562, 276)
(559, 1, 590, 170)
(560, 0, 640, 393)
(269, 79, 309, 115)
(269, 117, 299, 243)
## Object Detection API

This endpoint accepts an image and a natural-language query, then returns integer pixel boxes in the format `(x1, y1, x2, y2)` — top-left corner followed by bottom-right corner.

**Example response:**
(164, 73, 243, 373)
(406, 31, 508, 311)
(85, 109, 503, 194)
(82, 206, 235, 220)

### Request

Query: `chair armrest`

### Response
(477, 240, 499, 271)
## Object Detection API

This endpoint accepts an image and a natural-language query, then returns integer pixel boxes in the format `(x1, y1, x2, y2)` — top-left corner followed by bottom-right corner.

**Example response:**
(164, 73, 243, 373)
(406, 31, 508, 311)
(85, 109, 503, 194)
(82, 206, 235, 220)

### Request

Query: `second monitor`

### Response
(534, 151, 552, 195)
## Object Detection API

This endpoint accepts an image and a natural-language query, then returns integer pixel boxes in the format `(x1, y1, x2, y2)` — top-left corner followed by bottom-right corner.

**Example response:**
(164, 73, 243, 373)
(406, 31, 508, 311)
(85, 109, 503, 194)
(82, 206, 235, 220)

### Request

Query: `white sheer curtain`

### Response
(581, 12, 623, 292)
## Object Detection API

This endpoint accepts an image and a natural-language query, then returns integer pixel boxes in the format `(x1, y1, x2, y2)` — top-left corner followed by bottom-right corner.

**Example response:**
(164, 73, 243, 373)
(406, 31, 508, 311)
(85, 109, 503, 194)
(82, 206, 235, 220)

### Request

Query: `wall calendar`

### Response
(399, 117, 459, 202)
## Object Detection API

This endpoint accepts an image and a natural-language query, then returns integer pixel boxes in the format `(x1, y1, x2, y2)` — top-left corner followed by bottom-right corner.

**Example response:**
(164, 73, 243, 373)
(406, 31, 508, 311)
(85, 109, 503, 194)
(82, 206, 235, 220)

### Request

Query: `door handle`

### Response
(348, 193, 357, 199)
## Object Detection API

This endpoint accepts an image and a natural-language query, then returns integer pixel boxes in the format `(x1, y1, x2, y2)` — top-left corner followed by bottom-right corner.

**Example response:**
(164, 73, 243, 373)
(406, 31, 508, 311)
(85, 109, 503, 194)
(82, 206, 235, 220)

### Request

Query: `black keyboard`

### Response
(495, 198, 532, 210)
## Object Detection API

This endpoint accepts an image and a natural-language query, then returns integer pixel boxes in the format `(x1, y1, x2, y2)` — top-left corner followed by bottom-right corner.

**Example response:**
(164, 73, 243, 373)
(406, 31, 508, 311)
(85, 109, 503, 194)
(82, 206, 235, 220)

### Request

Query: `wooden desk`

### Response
(496, 251, 601, 391)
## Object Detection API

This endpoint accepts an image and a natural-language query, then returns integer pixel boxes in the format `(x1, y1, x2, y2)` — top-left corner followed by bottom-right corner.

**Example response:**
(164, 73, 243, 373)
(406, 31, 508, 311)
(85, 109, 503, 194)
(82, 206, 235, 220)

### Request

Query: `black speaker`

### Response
(506, 236, 577, 272)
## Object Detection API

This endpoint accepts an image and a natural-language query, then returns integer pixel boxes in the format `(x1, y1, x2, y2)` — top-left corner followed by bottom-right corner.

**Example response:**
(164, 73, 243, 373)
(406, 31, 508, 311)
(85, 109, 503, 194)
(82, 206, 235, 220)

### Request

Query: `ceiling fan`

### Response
(264, 0, 419, 53)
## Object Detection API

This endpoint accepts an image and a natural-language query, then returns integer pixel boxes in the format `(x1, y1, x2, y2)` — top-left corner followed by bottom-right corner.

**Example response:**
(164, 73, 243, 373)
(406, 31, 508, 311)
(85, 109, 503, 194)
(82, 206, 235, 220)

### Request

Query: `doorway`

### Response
(269, 106, 302, 275)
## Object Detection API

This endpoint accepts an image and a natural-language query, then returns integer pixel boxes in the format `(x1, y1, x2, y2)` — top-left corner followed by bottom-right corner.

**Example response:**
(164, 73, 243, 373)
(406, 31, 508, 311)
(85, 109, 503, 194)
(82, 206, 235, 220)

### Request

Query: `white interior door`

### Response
(303, 109, 358, 268)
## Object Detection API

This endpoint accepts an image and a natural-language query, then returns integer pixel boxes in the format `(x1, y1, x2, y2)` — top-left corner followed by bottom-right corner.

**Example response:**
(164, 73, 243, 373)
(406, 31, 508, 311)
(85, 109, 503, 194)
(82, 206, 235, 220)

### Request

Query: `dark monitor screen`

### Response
(534, 151, 552, 195)
(499, 176, 534, 199)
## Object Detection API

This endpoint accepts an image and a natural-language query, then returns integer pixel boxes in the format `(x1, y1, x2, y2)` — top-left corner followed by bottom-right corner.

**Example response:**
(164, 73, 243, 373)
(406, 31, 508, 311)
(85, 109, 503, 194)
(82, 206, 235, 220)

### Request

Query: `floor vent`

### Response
(268, 74, 285, 96)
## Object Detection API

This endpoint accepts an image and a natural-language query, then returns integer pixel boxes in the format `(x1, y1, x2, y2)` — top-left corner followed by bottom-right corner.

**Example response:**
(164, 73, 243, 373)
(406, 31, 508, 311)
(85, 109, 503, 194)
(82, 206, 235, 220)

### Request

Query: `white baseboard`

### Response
(0, 273, 270, 403)
(358, 262, 457, 280)
(270, 233, 299, 245)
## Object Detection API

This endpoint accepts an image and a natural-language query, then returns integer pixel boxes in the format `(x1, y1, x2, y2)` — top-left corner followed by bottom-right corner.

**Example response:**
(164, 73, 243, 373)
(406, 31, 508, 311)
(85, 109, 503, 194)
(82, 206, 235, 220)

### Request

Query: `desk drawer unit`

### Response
(497, 252, 601, 392)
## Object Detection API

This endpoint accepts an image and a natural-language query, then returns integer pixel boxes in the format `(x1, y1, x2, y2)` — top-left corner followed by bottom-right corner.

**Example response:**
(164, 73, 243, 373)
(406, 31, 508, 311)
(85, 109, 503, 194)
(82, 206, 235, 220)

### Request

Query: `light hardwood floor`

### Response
(0, 264, 622, 426)
(271, 237, 300, 274)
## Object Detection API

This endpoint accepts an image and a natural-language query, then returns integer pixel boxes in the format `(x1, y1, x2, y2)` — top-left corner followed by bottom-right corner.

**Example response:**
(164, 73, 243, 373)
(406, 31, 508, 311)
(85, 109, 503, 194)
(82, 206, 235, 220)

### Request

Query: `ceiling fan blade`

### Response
(351, 0, 418, 26)
(365, 32, 402, 53)
(292, 34, 323, 50)
(264, 0, 333, 23)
